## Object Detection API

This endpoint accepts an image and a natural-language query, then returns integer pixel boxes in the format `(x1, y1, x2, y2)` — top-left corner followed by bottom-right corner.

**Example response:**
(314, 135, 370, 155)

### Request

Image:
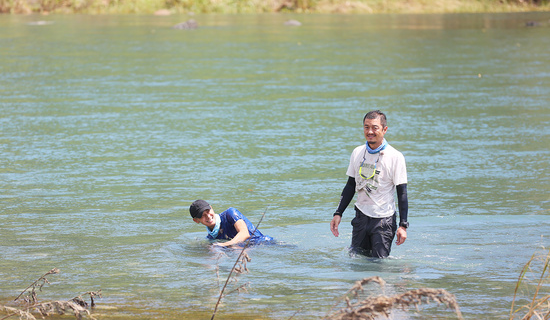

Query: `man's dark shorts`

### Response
(350, 207, 397, 258)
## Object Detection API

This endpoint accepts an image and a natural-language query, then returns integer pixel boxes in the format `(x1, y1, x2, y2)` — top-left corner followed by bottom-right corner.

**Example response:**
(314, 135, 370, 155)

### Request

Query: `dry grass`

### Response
(509, 248, 550, 320)
(0, 268, 101, 320)
(323, 276, 463, 320)
(13, 268, 60, 304)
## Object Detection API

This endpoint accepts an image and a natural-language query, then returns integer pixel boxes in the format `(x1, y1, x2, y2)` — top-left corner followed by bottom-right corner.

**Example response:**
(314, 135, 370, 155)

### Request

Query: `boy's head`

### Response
(190, 199, 211, 219)
(190, 199, 216, 228)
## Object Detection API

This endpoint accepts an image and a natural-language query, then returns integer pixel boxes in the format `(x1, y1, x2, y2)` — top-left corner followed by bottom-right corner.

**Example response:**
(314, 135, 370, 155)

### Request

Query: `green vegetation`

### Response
(0, 0, 548, 14)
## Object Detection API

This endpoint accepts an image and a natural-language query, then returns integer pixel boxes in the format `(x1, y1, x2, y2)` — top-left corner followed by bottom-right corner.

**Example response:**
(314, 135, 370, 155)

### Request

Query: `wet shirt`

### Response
(346, 143, 407, 218)
(206, 207, 273, 244)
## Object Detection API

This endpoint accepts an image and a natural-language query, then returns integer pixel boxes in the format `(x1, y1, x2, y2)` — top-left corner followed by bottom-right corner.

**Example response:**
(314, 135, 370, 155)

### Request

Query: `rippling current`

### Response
(0, 12, 549, 319)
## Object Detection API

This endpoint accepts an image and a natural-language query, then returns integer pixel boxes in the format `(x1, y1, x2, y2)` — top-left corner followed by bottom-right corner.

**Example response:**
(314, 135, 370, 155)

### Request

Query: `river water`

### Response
(0, 12, 549, 320)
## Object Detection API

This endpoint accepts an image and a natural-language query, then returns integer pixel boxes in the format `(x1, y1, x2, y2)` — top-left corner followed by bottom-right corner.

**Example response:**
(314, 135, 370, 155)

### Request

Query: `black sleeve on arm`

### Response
(396, 183, 408, 222)
(334, 176, 356, 216)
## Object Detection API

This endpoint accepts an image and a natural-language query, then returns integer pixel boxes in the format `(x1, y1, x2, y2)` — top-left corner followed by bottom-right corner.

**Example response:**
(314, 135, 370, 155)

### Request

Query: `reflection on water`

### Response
(0, 11, 549, 319)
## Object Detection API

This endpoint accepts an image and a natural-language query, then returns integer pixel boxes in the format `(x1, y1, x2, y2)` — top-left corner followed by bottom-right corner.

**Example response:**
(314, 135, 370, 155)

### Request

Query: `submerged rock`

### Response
(173, 19, 198, 30)
(525, 21, 540, 27)
(284, 19, 302, 26)
(27, 20, 54, 26)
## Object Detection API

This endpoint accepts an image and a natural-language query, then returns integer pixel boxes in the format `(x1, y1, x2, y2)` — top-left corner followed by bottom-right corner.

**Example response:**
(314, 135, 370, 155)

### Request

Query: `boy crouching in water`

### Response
(190, 199, 273, 247)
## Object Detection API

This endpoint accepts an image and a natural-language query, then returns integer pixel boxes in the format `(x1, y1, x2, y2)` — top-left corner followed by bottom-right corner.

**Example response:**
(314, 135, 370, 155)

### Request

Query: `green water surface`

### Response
(0, 12, 549, 319)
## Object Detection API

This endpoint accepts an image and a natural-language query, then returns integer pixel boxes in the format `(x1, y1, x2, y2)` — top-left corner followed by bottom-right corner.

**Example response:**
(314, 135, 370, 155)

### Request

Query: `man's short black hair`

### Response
(363, 110, 387, 128)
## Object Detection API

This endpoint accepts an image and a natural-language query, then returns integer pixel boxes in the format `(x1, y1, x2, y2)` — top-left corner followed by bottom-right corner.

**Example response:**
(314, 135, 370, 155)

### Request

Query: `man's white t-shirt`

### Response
(346, 143, 407, 218)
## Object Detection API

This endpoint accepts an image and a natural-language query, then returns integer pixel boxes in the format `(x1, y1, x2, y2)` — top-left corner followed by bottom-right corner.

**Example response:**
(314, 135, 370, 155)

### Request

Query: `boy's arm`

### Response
(214, 219, 250, 247)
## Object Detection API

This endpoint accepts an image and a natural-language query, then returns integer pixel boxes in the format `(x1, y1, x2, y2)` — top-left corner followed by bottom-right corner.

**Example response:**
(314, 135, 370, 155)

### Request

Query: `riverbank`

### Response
(0, 0, 549, 14)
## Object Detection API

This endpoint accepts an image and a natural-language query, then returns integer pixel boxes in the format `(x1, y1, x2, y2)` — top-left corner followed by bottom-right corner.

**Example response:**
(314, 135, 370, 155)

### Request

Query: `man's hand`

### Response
(330, 215, 341, 237)
(395, 227, 407, 245)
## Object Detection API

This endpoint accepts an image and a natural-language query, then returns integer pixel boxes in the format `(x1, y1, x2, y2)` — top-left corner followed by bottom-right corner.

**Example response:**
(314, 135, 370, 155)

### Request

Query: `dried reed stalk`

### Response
(71, 290, 102, 309)
(210, 209, 267, 320)
(326, 277, 386, 317)
(14, 268, 60, 303)
(510, 248, 550, 320)
(0, 306, 35, 320)
(324, 277, 463, 320)
(32, 300, 92, 320)
(2, 294, 101, 320)
(1, 269, 101, 320)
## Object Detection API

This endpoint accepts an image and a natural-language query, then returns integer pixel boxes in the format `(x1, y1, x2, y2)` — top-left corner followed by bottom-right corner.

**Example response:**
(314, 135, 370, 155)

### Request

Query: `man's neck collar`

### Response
(366, 139, 388, 154)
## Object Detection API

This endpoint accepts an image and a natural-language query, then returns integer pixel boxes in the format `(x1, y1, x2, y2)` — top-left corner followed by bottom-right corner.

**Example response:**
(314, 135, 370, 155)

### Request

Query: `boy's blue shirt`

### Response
(206, 207, 273, 244)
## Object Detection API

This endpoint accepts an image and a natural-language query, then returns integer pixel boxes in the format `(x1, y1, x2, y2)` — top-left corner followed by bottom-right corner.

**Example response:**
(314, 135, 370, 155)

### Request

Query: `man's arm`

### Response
(395, 183, 408, 245)
(330, 176, 356, 237)
(214, 220, 250, 247)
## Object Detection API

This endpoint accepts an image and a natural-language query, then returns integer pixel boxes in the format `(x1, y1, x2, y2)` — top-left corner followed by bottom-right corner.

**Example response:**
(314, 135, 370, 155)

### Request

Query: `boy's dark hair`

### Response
(363, 110, 387, 128)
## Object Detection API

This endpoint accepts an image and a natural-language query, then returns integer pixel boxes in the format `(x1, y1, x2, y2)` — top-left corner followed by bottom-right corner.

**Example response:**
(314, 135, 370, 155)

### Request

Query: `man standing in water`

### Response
(330, 110, 409, 258)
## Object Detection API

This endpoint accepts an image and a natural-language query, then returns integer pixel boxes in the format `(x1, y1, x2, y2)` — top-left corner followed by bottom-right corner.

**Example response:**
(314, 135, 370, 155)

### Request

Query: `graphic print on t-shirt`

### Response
(358, 161, 380, 193)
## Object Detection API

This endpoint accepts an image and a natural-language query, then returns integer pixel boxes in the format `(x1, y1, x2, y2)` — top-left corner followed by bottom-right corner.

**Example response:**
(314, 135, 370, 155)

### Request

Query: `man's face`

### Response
(194, 207, 216, 228)
(363, 117, 388, 147)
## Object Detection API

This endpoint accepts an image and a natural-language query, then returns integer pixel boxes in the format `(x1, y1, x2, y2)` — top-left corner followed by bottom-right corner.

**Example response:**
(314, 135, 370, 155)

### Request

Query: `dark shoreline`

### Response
(1, 0, 549, 15)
